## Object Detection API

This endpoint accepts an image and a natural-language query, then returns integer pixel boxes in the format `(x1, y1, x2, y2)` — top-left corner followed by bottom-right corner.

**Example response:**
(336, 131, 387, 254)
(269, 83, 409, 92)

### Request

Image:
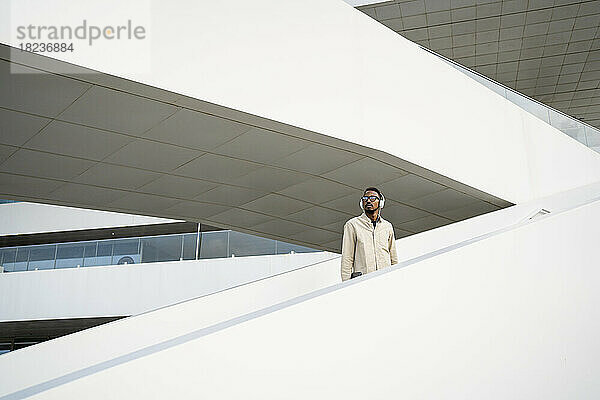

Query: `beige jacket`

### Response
(341, 213, 398, 281)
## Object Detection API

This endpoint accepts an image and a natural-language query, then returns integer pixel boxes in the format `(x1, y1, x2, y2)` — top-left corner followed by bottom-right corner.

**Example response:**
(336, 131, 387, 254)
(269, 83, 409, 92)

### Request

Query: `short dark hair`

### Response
(363, 187, 383, 199)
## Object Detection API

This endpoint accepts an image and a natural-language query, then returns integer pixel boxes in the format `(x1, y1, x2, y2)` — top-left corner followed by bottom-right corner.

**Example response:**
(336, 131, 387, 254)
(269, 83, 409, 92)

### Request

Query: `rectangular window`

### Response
(14, 247, 29, 271)
(56, 243, 84, 269)
(229, 231, 275, 257)
(182, 233, 198, 260)
(199, 231, 228, 259)
(28, 245, 56, 270)
(276, 241, 316, 255)
(0, 248, 17, 272)
(111, 238, 140, 265)
(140, 235, 181, 263)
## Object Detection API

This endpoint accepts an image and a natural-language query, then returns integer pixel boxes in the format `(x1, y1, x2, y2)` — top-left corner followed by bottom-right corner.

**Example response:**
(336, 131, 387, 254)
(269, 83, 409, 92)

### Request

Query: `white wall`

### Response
(0, 251, 335, 321)
(0, 202, 178, 236)
(2, 0, 600, 204)
(0, 256, 341, 398)
(6, 191, 600, 399)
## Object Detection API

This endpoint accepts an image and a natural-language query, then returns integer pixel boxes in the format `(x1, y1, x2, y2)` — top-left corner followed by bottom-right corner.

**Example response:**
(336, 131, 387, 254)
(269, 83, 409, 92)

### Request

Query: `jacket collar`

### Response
(359, 211, 382, 225)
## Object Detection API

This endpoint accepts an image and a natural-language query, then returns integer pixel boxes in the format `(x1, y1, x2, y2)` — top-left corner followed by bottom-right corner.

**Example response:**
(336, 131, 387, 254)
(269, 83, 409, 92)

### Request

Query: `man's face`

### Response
(362, 190, 380, 211)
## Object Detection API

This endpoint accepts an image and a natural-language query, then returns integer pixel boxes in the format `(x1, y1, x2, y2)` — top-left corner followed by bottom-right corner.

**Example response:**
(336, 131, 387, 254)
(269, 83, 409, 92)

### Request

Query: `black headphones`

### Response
(359, 190, 385, 210)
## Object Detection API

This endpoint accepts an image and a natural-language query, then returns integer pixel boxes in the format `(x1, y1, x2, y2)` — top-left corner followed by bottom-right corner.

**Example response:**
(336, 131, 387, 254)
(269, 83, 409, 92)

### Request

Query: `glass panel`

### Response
(1, 248, 17, 272)
(182, 233, 198, 260)
(112, 238, 140, 265)
(141, 235, 181, 263)
(86, 241, 113, 267)
(549, 109, 587, 145)
(28, 245, 56, 270)
(199, 231, 228, 259)
(276, 241, 317, 254)
(83, 242, 97, 258)
(229, 231, 275, 257)
(586, 126, 600, 152)
(506, 90, 550, 123)
(56, 243, 85, 269)
(14, 247, 29, 272)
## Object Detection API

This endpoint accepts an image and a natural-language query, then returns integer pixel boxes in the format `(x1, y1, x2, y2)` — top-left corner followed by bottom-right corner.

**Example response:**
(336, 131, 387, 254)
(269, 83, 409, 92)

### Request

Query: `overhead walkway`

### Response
(2, 181, 600, 399)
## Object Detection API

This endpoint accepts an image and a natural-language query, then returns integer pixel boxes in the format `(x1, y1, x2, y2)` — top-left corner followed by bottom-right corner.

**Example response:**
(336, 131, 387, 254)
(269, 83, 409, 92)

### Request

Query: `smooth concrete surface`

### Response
(0, 256, 341, 398)
(5, 191, 600, 399)
(0, 252, 334, 322)
(0, 202, 177, 236)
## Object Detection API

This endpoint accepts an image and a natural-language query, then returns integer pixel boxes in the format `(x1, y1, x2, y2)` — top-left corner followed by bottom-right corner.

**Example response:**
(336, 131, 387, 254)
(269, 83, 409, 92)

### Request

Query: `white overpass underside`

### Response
(0, 45, 510, 252)
(1, 0, 600, 252)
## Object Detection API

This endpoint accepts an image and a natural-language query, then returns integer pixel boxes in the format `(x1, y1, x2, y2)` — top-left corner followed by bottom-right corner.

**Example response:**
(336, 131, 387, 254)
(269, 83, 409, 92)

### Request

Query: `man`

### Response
(341, 187, 398, 281)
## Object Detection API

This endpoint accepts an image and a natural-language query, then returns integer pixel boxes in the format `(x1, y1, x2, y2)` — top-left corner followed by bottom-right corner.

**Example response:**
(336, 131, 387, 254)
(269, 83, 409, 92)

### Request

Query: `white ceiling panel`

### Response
(214, 127, 309, 164)
(322, 219, 347, 234)
(440, 199, 501, 220)
(379, 173, 446, 202)
(173, 153, 261, 182)
(277, 178, 356, 203)
(242, 194, 312, 218)
(0, 60, 91, 117)
(47, 183, 127, 207)
(323, 157, 407, 188)
(394, 228, 414, 238)
(407, 188, 480, 213)
(73, 164, 161, 190)
(194, 185, 266, 207)
(358, 0, 600, 131)
(163, 201, 229, 220)
(272, 143, 363, 175)
(137, 175, 217, 200)
(0, 108, 50, 146)
(0, 172, 63, 198)
(25, 121, 133, 161)
(104, 139, 202, 172)
(290, 229, 340, 245)
(0, 149, 94, 180)
(107, 193, 180, 214)
(0, 145, 16, 164)
(59, 86, 177, 135)
(322, 238, 342, 252)
(252, 219, 309, 237)
(380, 201, 430, 223)
(322, 191, 365, 215)
(287, 206, 350, 227)
(144, 108, 251, 150)
(211, 208, 275, 228)
(228, 167, 312, 192)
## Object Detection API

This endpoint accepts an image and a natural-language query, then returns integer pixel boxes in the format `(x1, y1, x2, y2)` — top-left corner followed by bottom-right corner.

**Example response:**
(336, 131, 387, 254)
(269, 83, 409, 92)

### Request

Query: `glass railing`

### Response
(0, 230, 318, 273)
(420, 46, 600, 154)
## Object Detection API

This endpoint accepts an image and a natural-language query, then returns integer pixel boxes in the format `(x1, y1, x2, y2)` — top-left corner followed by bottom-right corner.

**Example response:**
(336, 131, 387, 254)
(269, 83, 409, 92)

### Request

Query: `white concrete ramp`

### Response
(2, 184, 600, 399)
(0, 256, 340, 399)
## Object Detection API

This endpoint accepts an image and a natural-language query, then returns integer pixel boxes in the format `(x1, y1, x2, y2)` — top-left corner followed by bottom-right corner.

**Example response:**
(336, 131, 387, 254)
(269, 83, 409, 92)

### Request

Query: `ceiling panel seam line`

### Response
(391, 10, 592, 32)
(0, 85, 94, 167)
(0, 146, 500, 216)
(0, 167, 460, 231)
(0, 170, 462, 226)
